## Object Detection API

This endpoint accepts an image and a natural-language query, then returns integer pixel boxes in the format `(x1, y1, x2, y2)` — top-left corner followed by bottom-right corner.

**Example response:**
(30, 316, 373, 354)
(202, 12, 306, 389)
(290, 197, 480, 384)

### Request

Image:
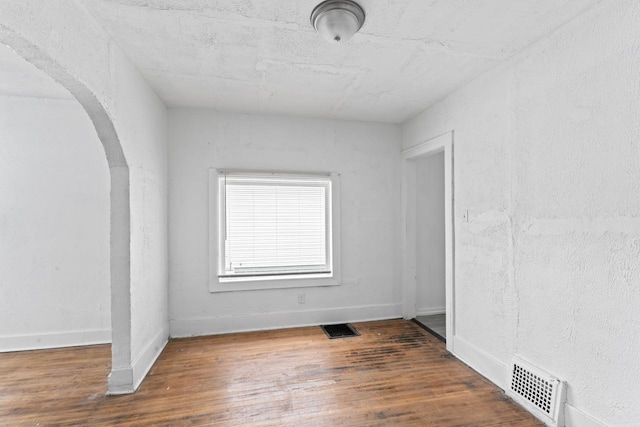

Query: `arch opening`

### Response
(0, 34, 132, 394)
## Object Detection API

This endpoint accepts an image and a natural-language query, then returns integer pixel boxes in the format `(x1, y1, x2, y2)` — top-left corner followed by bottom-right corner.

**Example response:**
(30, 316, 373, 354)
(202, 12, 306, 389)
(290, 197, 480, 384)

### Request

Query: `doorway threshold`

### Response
(413, 315, 446, 342)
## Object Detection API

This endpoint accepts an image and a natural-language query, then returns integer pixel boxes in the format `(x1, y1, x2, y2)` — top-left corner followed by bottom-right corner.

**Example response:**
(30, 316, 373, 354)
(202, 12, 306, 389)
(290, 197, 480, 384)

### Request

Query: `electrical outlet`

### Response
(463, 209, 469, 222)
(297, 293, 306, 304)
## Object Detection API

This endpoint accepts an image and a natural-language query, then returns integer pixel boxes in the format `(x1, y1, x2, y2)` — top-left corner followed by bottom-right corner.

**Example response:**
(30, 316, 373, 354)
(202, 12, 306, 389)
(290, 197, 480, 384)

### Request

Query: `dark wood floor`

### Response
(0, 319, 542, 426)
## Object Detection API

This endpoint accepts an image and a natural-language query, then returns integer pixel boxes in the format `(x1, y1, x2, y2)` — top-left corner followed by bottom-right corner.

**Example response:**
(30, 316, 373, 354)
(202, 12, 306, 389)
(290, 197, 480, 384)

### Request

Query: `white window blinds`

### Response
(218, 171, 332, 279)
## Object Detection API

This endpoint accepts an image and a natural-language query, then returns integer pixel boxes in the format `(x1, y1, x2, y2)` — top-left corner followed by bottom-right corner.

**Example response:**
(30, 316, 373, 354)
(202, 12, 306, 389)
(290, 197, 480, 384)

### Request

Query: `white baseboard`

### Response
(0, 329, 111, 353)
(449, 337, 609, 427)
(564, 404, 606, 427)
(170, 303, 402, 338)
(107, 367, 134, 395)
(416, 307, 446, 316)
(107, 323, 169, 395)
(132, 324, 169, 391)
(450, 335, 507, 390)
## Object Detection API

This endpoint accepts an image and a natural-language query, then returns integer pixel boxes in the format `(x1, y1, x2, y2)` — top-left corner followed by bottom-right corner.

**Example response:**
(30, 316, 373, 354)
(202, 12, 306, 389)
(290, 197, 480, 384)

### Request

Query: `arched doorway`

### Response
(0, 43, 111, 349)
(0, 36, 132, 394)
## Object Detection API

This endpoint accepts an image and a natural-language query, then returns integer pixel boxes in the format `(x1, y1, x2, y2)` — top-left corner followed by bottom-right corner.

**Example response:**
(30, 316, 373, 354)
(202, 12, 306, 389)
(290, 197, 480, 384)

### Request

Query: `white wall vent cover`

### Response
(507, 356, 567, 427)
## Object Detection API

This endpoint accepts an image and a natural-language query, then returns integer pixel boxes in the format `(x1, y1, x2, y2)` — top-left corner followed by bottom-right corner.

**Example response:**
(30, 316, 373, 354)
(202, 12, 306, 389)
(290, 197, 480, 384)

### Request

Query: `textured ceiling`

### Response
(7, 1, 600, 123)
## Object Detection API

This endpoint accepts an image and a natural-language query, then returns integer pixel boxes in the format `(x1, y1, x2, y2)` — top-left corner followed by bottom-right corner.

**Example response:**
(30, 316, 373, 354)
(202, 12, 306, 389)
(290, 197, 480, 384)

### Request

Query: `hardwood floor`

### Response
(0, 320, 542, 426)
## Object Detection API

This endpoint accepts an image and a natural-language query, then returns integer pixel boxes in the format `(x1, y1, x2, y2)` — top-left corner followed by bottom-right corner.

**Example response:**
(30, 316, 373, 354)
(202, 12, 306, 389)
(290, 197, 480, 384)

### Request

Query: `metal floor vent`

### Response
(507, 357, 566, 427)
(321, 323, 359, 339)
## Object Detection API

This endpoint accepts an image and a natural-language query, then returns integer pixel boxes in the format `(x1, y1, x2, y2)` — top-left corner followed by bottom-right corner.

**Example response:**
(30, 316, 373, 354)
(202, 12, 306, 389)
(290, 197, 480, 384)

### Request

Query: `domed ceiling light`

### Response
(311, 0, 366, 43)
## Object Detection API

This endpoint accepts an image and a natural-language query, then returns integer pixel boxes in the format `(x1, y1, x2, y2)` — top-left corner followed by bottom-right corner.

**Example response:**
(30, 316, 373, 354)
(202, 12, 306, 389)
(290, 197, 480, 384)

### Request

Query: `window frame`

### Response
(209, 168, 341, 292)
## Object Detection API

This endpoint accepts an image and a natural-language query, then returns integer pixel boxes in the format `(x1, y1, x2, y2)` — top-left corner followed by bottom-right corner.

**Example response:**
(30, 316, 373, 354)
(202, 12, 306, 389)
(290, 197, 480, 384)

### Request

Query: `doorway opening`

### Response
(413, 150, 446, 341)
(0, 43, 111, 351)
(0, 35, 133, 394)
(402, 132, 455, 352)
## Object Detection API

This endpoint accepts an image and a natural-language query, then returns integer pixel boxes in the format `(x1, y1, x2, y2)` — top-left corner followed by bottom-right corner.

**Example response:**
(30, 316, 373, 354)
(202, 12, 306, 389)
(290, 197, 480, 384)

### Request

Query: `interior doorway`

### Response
(402, 132, 454, 352)
(413, 151, 446, 341)
(0, 34, 133, 393)
(0, 43, 111, 351)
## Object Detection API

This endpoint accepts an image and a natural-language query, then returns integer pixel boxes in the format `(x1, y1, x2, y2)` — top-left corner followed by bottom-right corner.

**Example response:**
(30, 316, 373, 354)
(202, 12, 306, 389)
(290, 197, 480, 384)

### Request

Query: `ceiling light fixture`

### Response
(311, 0, 365, 43)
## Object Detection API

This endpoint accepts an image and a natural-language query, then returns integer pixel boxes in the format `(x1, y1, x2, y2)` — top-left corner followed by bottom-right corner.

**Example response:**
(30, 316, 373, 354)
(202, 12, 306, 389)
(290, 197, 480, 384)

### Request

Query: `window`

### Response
(209, 169, 341, 292)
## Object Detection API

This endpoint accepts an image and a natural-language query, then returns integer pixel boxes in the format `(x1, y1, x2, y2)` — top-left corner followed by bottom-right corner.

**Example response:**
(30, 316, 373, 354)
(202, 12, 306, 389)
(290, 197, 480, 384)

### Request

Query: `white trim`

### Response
(108, 325, 169, 395)
(506, 356, 567, 427)
(108, 165, 133, 395)
(447, 336, 607, 427)
(0, 329, 111, 353)
(107, 368, 134, 395)
(401, 131, 455, 353)
(209, 169, 342, 292)
(131, 324, 169, 392)
(416, 307, 446, 316)
(452, 335, 507, 390)
(169, 303, 402, 338)
(564, 404, 607, 427)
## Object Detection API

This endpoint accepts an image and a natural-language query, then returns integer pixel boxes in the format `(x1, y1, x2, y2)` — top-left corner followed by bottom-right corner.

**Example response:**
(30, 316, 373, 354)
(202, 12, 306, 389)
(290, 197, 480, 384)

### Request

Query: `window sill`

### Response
(209, 273, 341, 293)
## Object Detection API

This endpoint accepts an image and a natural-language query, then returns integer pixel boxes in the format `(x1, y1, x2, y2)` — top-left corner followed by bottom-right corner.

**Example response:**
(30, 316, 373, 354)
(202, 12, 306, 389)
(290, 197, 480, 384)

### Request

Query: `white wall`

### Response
(415, 152, 445, 315)
(0, 1, 170, 393)
(403, 1, 640, 425)
(113, 48, 169, 390)
(0, 96, 110, 351)
(168, 109, 401, 336)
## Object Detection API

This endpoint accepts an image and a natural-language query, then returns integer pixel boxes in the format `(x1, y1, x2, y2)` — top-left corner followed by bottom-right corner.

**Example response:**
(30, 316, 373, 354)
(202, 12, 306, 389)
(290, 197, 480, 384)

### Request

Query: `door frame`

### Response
(401, 131, 455, 352)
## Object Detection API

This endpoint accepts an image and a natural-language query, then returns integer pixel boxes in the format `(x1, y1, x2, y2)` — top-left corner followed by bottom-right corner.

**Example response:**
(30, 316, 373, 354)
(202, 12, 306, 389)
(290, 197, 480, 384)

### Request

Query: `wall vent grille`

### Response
(507, 357, 566, 427)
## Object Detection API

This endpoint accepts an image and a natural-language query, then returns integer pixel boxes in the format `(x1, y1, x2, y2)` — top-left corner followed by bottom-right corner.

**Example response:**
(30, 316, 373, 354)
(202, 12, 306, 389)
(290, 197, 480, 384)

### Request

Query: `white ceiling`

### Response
(78, 0, 599, 123)
(3, 1, 599, 123)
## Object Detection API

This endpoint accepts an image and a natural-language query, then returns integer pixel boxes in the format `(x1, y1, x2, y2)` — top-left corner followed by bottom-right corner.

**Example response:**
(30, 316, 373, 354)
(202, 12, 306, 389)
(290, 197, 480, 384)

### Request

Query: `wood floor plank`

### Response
(0, 320, 542, 426)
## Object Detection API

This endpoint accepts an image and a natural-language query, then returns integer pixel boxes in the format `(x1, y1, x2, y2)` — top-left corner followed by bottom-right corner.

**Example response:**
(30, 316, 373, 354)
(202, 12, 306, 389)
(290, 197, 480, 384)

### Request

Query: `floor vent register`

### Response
(321, 323, 360, 339)
(507, 356, 567, 426)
